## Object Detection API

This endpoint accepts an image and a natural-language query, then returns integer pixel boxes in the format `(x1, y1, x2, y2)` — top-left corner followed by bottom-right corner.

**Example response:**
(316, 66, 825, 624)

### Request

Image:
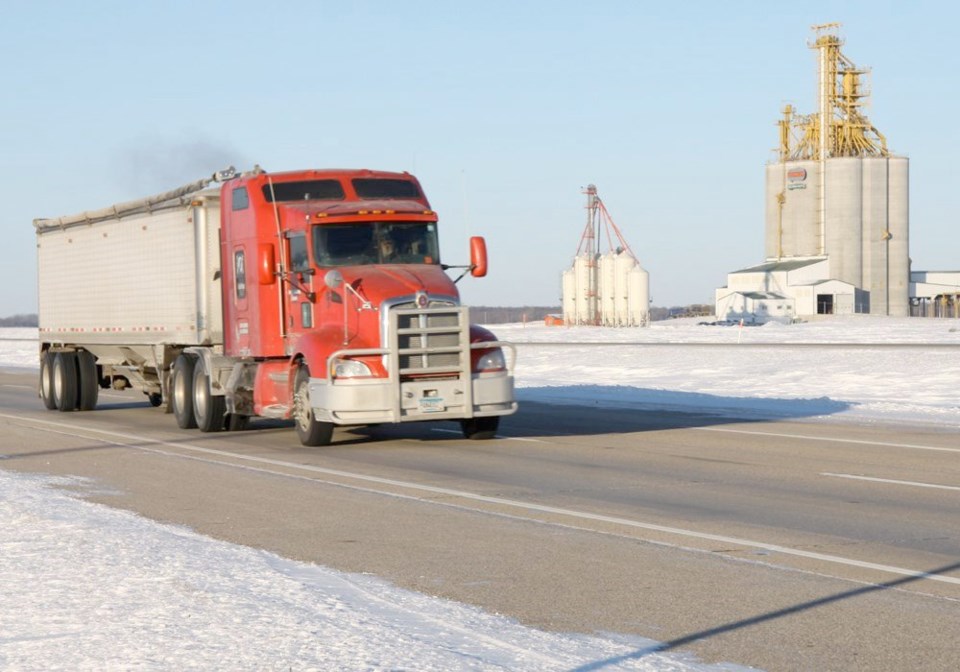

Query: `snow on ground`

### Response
(0, 328, 40, 369)
(0, 471, 718, 672)
(1, 317, 958, 670)
(495, 314, 960, 345)
(491, 316, 960, 429)
(8, 318, 959, 429)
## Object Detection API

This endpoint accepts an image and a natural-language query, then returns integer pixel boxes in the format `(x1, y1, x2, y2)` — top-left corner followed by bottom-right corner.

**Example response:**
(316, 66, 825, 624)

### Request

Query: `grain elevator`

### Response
(562, 185, 649, 326)
(717, 24, 910, 319)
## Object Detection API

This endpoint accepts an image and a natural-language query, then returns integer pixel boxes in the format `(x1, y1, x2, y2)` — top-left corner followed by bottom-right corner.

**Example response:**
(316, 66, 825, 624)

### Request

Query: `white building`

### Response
(910, 271, 960, 318)
(716, 258, 863, 322)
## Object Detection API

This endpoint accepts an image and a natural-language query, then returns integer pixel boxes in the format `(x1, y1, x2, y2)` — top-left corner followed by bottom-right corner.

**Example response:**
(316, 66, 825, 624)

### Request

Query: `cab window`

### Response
(288, 233, 309, 271)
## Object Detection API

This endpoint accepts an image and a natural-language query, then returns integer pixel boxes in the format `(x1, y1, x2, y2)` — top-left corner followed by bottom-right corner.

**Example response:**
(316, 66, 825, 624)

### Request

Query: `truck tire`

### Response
(53, 351, 79, 412)
(193, 364, 225, 433)
(39, 351, 57, 410)
(460, 416, 499, 440)
(171, 354, 198, 429)
(293, 365, 333, 447)
(77, 350, 99, 411)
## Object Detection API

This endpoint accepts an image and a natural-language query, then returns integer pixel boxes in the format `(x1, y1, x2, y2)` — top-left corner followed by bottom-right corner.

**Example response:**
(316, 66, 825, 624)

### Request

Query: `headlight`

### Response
(331, 358, 372, 379)
(475, 348, 505, 372)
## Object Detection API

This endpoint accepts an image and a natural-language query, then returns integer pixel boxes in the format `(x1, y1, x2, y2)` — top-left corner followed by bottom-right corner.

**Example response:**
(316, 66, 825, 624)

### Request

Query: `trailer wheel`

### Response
(53, 351, 79, 412)
(460, 416, 499, 440)
(77, 350, 99, 411)
(39, 351, 57, 410)
(293, 366, 333, 447)
(193, 364, 225, 433)
(171, 354, 198, 429)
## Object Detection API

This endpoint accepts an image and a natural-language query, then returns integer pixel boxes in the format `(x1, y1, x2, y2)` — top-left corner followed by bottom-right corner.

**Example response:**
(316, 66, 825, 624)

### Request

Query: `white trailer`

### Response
(35, 173, 227, 410)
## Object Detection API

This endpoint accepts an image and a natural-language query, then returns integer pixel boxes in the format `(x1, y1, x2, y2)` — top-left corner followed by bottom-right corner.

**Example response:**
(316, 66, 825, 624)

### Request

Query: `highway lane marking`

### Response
(823, 473, 960, 492)
(4, 411, 960, 588)
(694, 426, 960, 454)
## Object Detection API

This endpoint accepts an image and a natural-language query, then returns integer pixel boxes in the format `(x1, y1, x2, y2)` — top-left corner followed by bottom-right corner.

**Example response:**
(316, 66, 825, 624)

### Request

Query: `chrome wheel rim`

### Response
(41, 358, 52, 399)
(193, 372, 208, 420)
(294, 380, 310, 431)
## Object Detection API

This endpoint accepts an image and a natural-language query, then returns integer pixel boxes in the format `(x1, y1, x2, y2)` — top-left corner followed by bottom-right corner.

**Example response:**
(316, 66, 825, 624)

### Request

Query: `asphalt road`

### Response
(1, 369, 958, 671)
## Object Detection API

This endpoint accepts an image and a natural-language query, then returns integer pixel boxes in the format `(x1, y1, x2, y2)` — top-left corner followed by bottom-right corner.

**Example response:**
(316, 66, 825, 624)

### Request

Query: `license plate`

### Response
(419, 397, 445, 413)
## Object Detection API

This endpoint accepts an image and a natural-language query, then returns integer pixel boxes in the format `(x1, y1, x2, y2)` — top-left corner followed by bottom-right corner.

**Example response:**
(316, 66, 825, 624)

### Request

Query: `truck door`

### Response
(284, 232, 314, 342)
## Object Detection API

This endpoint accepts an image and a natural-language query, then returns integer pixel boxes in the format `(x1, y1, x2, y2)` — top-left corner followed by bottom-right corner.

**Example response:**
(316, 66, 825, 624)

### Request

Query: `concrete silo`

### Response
(562, 255, 596, 325)
(729, 23, 911, 318)
(562, 185, 649, 326)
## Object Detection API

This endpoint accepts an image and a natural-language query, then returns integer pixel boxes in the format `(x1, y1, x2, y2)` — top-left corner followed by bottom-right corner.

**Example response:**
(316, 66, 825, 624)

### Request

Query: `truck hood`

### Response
(332, 264, 459, 307)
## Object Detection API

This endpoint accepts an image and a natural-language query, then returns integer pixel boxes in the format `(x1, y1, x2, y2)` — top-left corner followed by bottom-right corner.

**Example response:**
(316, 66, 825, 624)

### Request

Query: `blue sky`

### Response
(2, 1, 957, 315)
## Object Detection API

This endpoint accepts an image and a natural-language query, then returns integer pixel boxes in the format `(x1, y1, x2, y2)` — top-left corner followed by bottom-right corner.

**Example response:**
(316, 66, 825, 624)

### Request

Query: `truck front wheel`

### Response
(171, 354, 198, 429)
(460, 416, 499, 440)
(293, 366, 333, 447)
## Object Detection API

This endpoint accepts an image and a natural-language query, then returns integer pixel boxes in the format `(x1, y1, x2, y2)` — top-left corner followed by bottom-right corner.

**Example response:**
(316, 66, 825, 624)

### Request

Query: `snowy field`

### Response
(1, 317, 958, 671)
(494, 316, 960, 429)
(5, 316, 960, 427)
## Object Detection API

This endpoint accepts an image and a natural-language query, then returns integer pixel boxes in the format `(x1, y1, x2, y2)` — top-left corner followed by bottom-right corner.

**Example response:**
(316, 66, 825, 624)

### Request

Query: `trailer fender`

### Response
(183, 347, 231, 396)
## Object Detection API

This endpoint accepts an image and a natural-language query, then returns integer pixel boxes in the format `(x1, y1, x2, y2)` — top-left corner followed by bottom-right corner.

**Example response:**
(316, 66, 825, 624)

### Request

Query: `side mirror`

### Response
(469, 236, 488, 277)
(258, 244, 276, 285)
(325, 270, 344, 289)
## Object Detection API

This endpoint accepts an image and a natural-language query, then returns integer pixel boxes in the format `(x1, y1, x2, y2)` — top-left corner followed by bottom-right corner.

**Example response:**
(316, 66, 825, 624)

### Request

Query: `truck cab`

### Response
(192, 168, 516, 445)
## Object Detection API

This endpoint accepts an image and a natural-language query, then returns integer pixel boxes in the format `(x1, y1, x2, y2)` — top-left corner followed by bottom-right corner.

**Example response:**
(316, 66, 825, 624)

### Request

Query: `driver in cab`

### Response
(377, 231, 397, 261)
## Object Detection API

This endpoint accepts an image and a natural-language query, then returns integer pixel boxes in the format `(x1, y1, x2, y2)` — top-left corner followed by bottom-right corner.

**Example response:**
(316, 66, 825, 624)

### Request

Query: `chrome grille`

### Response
(391, 305, 467, 375)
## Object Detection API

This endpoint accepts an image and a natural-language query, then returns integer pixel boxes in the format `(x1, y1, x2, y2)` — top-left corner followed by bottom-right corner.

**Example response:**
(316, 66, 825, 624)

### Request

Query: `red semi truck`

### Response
(35, 167, 516, 445)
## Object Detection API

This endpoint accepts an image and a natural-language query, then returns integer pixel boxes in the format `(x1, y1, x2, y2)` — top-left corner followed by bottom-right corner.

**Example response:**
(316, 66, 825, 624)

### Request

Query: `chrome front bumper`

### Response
(309, 370, 517, 425)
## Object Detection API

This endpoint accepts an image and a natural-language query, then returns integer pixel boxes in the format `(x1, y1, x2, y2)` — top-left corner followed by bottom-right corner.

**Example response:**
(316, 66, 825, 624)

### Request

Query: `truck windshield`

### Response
(313, 222, 440, 267)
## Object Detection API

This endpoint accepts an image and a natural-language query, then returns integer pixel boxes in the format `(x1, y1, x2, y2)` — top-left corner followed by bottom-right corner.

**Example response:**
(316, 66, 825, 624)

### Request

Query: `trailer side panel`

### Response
(36, 194, 223, 348)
